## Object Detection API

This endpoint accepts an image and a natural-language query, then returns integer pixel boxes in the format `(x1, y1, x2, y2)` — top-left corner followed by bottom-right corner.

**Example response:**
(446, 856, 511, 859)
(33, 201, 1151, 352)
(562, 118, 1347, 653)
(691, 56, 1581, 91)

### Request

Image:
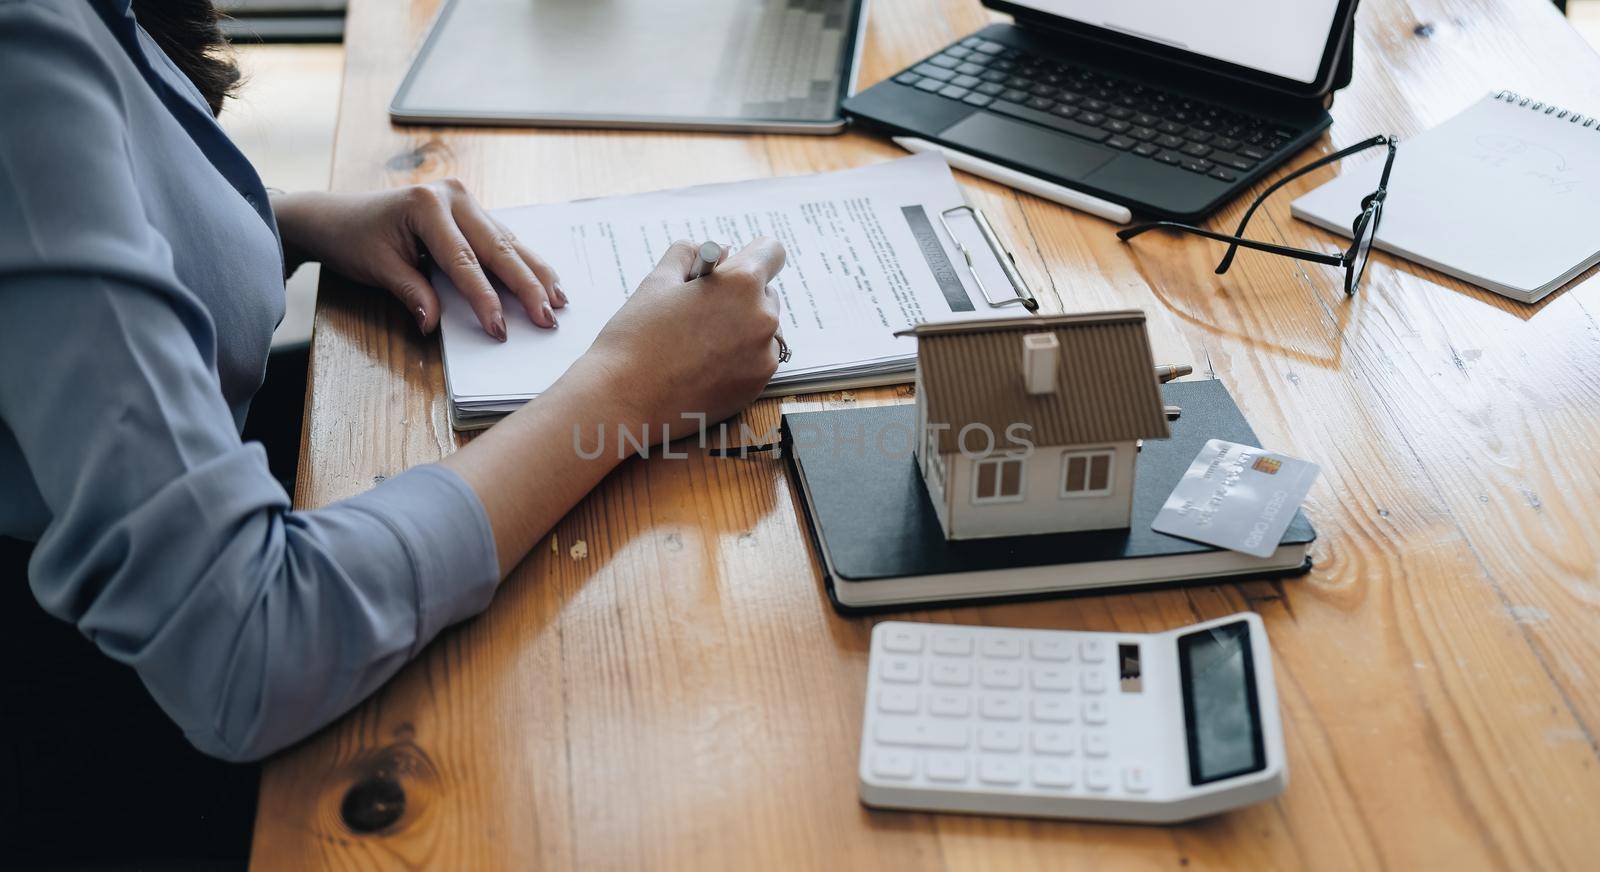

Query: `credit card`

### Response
(1151, 439, 1320, 558)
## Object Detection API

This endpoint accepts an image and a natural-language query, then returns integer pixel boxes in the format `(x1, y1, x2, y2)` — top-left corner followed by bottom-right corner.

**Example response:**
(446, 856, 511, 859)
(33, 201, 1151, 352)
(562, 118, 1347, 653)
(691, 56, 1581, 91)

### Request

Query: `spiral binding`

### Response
(1494, 90, 1598, 129)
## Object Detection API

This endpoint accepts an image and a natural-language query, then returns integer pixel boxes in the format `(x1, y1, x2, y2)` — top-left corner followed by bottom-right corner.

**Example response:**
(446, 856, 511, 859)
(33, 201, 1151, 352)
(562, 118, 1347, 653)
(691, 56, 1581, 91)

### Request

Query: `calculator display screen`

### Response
(1178, 621, 1266, 785)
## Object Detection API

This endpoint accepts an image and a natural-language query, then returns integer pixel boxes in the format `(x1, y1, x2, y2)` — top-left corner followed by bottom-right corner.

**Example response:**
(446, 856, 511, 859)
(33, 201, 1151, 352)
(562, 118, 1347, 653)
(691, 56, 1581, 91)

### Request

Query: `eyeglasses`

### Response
(1117, 134, 1397, 296)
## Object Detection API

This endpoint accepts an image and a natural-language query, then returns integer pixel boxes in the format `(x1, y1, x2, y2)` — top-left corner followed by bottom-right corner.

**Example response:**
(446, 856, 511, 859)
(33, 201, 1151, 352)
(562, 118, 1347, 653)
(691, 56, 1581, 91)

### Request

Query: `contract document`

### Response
(434, 154, 1027, 429)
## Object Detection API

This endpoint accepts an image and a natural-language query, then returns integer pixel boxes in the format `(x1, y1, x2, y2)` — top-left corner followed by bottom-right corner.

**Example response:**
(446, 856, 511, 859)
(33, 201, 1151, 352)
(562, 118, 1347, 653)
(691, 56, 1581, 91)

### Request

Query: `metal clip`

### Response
(939, 204, 1039, 312)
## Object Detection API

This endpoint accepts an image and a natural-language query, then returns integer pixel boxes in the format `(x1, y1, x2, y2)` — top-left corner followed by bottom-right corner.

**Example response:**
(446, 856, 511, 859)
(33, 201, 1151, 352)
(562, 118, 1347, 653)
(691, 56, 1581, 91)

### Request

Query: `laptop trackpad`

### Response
(938, 112, 1116, 180)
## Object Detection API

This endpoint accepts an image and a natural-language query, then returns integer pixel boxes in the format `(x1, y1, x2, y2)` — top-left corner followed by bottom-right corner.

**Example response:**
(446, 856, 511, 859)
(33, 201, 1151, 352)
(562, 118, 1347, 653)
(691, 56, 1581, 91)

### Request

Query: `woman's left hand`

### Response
(271, 181, 566, 340)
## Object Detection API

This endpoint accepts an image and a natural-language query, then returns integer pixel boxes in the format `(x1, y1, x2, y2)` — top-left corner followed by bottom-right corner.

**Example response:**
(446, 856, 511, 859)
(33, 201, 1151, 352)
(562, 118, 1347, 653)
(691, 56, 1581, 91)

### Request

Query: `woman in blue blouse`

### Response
(0, 0, 785, 862)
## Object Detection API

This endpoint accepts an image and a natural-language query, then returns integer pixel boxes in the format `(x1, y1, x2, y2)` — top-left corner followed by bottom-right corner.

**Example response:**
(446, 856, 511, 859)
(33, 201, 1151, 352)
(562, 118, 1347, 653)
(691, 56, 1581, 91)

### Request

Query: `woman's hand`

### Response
(574, 237, 787, 441)
(444, 236, 787, 573)
(271, 181, 566, 340)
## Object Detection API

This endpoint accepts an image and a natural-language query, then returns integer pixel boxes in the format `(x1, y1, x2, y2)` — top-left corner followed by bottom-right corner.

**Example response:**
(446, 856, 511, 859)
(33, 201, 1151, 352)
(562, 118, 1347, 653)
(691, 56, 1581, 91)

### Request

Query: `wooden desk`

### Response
(255, 0, 1600, 867)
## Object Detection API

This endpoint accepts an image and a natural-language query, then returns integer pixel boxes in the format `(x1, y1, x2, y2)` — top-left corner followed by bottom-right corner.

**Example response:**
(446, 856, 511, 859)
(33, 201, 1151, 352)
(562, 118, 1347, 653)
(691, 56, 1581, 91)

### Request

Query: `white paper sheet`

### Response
(435, 154, 1010, 411)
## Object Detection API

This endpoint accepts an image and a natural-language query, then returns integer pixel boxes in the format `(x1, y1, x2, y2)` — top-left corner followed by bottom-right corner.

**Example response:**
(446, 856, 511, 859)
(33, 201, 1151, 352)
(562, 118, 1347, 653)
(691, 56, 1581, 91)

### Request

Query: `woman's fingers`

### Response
(716, 237, 787, 291)
(499, 218, 566, 309)
(382, 254, 442, 334)
(641, 239, 701, 291)
(450, 196, 556, 328)
(406, 183, 508, 341)
(764, 281, 782, 323)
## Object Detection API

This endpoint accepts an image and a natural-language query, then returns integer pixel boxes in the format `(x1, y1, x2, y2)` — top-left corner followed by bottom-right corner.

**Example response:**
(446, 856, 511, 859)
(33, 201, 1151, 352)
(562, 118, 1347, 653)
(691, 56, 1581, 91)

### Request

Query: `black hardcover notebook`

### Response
(783, 380, 1315, 612)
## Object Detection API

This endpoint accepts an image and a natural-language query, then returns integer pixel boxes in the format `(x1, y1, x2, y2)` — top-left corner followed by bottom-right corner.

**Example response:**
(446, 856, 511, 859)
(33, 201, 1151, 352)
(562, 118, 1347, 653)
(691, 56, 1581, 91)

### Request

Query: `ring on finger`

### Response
(776, 334, 792, 364)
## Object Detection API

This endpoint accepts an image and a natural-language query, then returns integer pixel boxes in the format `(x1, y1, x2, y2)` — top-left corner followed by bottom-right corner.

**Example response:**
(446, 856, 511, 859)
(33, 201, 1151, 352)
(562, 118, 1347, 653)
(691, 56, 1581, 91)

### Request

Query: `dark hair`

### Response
(132, 0, 241, 116)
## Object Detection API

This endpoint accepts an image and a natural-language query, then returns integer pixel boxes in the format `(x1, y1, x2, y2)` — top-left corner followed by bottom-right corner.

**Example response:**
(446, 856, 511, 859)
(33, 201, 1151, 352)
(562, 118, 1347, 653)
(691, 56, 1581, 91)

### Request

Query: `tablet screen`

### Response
(1002, 0, 1344, 84)
(393, 0, 866, 131)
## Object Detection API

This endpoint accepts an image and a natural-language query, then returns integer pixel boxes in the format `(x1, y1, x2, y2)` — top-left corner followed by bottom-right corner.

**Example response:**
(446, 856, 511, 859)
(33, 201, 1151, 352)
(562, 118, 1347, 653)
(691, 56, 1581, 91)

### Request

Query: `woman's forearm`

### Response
(440, 358, 637, 575)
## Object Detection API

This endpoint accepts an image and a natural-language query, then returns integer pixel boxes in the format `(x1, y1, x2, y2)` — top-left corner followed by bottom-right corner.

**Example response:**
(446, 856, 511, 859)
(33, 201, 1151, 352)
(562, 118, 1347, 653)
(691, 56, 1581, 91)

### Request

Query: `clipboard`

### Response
(439, 155, 1043, 430)
(448, 201, 1040, 430)
(938, 205, 1039, 313)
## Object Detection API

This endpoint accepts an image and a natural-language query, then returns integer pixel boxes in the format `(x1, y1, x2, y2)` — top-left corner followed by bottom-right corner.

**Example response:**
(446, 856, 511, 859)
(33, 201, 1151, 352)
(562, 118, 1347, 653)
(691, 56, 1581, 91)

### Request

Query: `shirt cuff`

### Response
(353, 463, 501, 654)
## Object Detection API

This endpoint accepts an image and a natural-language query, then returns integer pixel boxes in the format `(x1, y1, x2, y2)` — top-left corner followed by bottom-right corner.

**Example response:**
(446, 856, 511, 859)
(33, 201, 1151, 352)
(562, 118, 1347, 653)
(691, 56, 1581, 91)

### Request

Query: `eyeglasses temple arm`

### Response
(1117, 221, 1346, 269)
(1215, 134, 1393, 273)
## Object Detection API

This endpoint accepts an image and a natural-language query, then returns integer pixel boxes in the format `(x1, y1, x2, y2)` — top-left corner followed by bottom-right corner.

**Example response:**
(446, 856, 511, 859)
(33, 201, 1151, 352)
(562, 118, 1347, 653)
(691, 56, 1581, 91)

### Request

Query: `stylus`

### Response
(892, 137, 1133, 225)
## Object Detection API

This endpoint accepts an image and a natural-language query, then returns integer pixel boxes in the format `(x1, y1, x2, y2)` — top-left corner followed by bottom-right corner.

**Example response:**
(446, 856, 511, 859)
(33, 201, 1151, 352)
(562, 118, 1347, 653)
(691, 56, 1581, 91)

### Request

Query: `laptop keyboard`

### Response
(892, 36, 1302, 183)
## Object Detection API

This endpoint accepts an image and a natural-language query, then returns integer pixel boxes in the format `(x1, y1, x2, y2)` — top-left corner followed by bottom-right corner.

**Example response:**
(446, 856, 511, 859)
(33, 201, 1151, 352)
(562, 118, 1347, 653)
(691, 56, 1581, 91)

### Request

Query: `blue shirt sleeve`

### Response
(0, 2, 502, 761)
(0, 277, 502, 761)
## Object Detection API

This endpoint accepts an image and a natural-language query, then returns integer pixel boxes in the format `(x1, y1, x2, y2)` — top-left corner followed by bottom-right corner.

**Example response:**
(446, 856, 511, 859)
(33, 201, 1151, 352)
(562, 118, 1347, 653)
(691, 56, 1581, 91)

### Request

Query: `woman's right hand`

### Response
(575, 237, 787, 442)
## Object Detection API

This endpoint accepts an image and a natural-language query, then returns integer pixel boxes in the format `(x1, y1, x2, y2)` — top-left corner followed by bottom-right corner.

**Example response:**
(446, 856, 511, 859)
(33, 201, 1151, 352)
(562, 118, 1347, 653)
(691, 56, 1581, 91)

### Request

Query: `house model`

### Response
(897, 311, 1171, 541)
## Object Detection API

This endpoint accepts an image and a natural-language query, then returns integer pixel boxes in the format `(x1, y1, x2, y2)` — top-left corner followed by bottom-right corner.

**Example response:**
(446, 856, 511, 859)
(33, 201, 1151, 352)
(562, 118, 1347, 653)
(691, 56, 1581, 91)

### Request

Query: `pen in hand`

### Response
(685, 240, 792, 364)
(688, 241, 726, 280)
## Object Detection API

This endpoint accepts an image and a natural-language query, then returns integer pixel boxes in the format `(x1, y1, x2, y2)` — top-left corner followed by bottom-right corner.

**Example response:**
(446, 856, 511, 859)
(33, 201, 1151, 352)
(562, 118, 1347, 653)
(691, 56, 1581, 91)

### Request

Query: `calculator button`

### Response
(875, 721, 969, 749)
(930, 662, 973, 687)
(877, 689, 919, 714)
(979, 725, 1024, 752)
(932, 632, 974, 656)
(929, 692, 971, 718)
(1080, 669, 1108, 694)
(925, 753, 970, 783)
(879, 657, 922, 683)
(1085, 763, 1113, 791)
(1031, 728, 1076, 756)
(980, 663, 1023, 689)
(979, 695, 1023, 720)
(871, 751, 915, 779)
(1031, 666, 1073, 691)
(980, 637, 1023, 659)
(1082, 699, 1109, 725)
(1032, 761, 1076, 788)
(1079, 638, 1108, 663)
(1083, 732, 1110, 758)
(1030, 637, 1073, 661)
(881, 626, 924, 653)
(1123, 764, 1152, 793)
(978, 757, 1024, 785)
(1032, 697, 1075, 723)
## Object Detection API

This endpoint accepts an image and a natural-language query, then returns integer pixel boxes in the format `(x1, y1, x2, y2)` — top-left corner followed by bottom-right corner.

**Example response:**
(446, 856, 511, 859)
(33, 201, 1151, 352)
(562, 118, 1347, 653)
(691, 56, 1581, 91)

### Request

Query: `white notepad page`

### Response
(434, 154, 1007, 412)
(1292, 93, 1600, 304)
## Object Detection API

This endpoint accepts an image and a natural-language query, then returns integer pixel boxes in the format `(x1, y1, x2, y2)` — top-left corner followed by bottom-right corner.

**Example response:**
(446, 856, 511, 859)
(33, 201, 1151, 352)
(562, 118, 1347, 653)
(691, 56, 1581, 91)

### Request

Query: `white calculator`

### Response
(858, 612, 1286, 824)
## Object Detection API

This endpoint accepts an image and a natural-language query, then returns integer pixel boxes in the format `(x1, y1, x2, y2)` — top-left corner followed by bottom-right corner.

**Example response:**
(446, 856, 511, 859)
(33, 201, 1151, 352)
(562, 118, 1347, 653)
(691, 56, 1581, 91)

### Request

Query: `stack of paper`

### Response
(433, 154, 1017, 428)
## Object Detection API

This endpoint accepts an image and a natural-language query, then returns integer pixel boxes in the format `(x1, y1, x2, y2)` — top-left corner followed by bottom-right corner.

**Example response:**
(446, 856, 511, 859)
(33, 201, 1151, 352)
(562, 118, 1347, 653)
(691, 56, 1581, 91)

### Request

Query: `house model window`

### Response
(973, 455, 1026, 503)
(1062, 449, 1115, 498)
(923, 427, 946, 487)
(897, 311, 1171, 541)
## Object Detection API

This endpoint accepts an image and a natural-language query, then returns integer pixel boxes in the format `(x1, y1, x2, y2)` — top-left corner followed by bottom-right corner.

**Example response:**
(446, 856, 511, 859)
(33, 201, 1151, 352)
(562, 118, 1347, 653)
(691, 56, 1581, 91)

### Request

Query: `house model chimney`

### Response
(1022, 332, 1059, 395)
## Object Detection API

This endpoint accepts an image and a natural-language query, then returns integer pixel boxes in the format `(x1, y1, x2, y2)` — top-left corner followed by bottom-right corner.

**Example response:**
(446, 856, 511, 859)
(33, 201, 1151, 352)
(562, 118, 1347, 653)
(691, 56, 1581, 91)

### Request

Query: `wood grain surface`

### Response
(253, 0, 1600, 867)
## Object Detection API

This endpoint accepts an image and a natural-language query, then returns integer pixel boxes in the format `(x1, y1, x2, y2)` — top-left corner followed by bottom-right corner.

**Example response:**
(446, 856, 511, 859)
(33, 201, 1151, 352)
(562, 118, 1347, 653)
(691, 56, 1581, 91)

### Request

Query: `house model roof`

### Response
(898, 311, 1171, 455)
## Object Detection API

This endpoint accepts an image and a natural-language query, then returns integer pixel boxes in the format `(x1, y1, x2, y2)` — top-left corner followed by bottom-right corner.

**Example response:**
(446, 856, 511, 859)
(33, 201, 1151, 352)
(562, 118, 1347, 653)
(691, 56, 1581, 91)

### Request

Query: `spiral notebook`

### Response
(1292, 92, 1600, 304)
